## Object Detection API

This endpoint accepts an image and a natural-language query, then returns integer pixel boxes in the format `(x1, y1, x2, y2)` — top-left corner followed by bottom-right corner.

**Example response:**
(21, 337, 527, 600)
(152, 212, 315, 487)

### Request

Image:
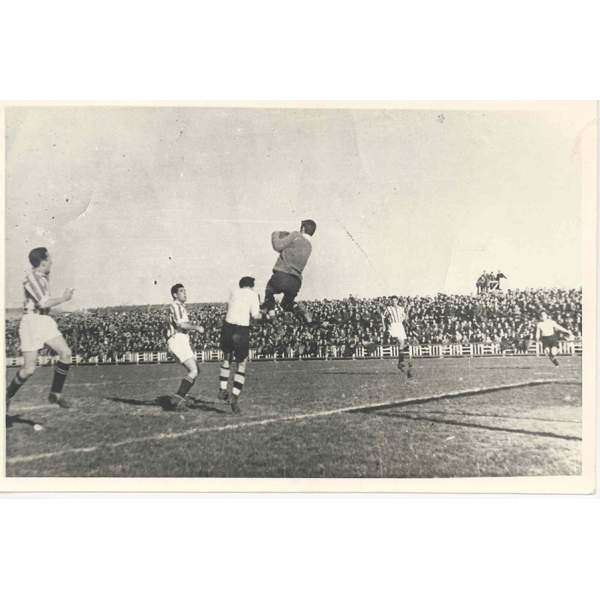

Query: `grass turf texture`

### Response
(5, 357, 582, 478)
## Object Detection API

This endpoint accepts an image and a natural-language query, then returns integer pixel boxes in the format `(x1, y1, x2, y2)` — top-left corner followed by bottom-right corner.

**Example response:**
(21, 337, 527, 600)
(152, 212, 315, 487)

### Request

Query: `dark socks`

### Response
(176, 375, 195, 398)
(6, 370, 27, 400)
(50, 361, 71, 395)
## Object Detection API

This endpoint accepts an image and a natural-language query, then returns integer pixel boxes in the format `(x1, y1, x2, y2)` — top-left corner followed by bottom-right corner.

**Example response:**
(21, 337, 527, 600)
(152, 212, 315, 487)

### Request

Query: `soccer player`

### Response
(382, 296, 413, 377)
(219, 276, 264, 414)
(260, 219, 316, 324)
(165, 283, 204, 410)
(535, 311, 572, 366)
(5, 247, 75, 413)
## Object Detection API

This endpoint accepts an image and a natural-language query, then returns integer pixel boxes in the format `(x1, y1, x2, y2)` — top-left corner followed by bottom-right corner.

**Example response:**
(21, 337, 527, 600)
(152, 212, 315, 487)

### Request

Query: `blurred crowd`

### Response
(476, 270, 507, 294)
(4, 288, 582, 358)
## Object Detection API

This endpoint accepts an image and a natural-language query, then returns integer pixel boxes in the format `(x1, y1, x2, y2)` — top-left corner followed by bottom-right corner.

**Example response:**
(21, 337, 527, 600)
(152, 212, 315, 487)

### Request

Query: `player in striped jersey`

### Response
(165, 283, 204, 411)
(382, 296, 413, 377)
(5, 247, 75, 413)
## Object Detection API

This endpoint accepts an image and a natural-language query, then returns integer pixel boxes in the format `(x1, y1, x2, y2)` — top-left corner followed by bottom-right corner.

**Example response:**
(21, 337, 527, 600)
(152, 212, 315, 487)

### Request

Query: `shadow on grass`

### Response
(369, 411, 582, 442)
(402, 410, 581, 425)
(312, 371, 386, 376)
(106, 395, 158, 408)
(190, 399, 230, 415)
(6, 414, 39, 429)
(472, 365, 536, 370)
(105, 394, 230, 414)
(400, 408, 581, 424)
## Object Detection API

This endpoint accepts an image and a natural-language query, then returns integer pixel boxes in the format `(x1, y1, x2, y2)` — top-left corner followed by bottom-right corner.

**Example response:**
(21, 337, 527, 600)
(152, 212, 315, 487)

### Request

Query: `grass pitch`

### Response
(5, 356, 582, 478)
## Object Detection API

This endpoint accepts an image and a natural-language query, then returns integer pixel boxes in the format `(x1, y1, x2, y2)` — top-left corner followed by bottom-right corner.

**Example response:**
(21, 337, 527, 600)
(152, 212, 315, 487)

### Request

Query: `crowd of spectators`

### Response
(4, 288, 582, 359)
(476, 270, 507, 294)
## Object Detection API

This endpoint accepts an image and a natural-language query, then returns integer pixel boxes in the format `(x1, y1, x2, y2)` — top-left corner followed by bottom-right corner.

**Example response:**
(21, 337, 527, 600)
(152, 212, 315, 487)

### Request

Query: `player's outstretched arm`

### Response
(40, 288, 75, 310)
(179, 322, 204, 333)
(271, 231, 295, 252)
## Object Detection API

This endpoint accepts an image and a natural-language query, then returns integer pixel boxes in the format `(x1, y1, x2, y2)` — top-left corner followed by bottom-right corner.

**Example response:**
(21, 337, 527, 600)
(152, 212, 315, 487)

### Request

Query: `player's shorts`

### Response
(167, 333, 195, 363)
(19, 313, 61, 352)
(540, 335, 559, 351)
(220, 321, 250, 362)
(263, 270, 302, 311)
(389, 322, 407, 342)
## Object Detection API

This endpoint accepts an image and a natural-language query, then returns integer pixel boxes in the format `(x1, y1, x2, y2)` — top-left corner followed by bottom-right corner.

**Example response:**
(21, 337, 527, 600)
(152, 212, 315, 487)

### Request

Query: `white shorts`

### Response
(19, 313, 61, 352)
(167, 333, 195, 363)
(389, 322, 406, 342)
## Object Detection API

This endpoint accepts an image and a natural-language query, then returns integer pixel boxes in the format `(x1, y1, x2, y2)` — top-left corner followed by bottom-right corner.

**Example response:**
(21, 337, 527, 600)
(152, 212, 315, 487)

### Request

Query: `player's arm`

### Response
(25, 276, 74, 309)
(41, 289, 75, 309)
(180, 319, 204, 333)
(381, 309, 388, 331)
(554, 323, 571, 336)
(271, 231, 296, 252)
(535, 323, 541, 341)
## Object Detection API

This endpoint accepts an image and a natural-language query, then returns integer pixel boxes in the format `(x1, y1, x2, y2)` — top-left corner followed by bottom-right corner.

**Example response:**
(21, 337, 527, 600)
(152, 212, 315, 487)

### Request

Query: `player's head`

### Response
(390, 295, 399, 305)
(540, 310, 548, 320)
(171, 283, 187, 303)
(239, 276, 255, 289)
(300, 219, 317, 236)
(29, 247, 51, 273)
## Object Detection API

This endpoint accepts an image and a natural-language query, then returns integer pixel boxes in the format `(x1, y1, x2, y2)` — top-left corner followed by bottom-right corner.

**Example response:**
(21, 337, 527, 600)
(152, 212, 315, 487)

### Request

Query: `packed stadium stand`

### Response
(5, 288, 582, 361)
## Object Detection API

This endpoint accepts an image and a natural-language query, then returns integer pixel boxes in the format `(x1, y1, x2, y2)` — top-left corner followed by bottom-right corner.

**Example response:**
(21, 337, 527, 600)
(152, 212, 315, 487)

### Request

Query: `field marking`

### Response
(6, 378, 581, 466)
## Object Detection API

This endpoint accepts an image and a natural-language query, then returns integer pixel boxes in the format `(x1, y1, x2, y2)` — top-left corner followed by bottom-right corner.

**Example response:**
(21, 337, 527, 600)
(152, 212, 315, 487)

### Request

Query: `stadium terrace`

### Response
(5, 288, 582, 363)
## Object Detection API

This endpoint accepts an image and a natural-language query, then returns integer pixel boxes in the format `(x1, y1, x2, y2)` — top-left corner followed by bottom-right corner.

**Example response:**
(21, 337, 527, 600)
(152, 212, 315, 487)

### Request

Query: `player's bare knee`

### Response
(60, 348, 73, 364)
(20, 365, 36, 379)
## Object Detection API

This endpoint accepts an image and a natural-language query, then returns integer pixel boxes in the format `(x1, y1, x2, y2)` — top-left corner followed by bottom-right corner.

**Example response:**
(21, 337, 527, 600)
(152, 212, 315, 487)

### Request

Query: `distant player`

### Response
(5, 247, 75, 413)
(382, 296, 413, 377)
(535, 311, 573, 366)
(165, 283, 204, 410)
(219, 276, 264, 414)
(260, 219, 316, 323)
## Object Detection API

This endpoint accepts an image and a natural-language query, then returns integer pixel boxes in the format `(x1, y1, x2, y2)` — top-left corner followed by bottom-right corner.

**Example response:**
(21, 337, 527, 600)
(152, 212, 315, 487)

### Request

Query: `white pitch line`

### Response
(6, 378, 580, 466)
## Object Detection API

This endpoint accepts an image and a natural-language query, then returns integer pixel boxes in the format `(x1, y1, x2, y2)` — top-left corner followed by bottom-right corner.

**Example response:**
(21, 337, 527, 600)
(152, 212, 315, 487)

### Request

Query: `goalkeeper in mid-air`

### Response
(260, 219, 317, 324)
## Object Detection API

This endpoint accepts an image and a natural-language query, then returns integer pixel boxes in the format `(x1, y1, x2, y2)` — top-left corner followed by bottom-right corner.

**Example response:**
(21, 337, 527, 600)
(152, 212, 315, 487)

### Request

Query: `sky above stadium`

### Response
(4, 104, 592, 309)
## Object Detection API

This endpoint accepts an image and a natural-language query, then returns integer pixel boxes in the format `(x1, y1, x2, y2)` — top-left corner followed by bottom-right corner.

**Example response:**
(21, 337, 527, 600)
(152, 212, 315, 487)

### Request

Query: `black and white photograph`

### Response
(1, 102, 596, 490)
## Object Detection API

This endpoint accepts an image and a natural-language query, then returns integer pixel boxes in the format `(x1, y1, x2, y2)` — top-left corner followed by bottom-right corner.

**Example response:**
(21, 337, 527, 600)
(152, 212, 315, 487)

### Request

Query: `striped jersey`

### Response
(384, 305, 406, 324)
(23, 271, 51, 315)
(166, 300, 190, 338)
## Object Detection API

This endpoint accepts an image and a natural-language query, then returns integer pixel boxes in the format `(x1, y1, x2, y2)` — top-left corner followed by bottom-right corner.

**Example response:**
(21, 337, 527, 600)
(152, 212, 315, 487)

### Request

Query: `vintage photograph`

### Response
(1, 102, 596, 489)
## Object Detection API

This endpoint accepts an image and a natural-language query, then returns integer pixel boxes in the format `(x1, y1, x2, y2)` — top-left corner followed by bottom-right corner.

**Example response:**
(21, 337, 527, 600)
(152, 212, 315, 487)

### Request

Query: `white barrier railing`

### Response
(3, 340, 582, 367)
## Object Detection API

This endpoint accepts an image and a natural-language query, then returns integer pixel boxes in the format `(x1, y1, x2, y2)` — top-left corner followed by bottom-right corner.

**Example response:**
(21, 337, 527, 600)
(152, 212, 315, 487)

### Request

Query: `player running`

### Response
(165, 283, 204, 410)
(382, 296, 413, 377)
(219, 276, 264, 414)
(535, 311, 573, 366)
(5, 247, 75, 413)
(260, 219, 316, 324)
